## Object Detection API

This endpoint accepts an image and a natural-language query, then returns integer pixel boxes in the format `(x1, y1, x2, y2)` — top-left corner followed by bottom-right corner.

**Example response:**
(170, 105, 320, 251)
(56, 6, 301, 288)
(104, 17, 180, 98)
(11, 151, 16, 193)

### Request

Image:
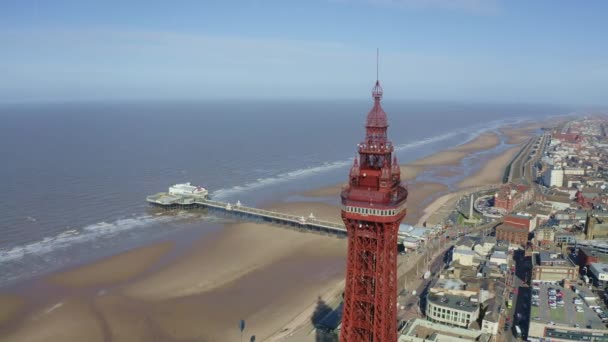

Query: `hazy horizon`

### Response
(2, 0, 608, 106)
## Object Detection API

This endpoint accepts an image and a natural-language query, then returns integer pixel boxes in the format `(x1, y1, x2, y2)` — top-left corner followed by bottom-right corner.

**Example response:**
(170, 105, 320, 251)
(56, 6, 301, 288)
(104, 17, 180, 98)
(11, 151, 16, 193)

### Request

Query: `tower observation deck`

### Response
(339, 78, 408, 342)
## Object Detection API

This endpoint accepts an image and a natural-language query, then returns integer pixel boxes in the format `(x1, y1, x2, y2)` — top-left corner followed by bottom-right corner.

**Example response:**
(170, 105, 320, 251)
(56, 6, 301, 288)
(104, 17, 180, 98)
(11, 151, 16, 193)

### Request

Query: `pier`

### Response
(146, 192, 410, 243)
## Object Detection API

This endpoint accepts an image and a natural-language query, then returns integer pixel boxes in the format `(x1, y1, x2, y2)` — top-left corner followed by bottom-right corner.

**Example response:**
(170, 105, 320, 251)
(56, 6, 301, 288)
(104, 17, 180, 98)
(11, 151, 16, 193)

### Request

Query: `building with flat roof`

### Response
(577, 247, 603, 268)
(452, 249, 478, 267)
(575, 239, 608, 257)
(473, 237, 496, 257)
(425, 293, 480, 329)
(527, 322, 608, 342)
(489, 251, 508, 266)
(543, 166, 564, 187)
(586, 212, 608, 240)
(589, 262, 608, 287)
(399, 319, 492, 342)
(532, 252, 579, 282)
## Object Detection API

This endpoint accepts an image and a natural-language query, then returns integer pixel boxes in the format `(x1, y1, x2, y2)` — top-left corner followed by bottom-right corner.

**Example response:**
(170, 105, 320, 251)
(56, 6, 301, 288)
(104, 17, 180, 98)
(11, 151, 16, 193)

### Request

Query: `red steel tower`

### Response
(340, 78, 408, 342)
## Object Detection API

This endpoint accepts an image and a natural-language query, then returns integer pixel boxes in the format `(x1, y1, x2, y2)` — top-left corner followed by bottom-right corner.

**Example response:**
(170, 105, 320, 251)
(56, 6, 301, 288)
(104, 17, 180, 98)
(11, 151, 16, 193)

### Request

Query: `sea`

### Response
(0, 99, 575, 288)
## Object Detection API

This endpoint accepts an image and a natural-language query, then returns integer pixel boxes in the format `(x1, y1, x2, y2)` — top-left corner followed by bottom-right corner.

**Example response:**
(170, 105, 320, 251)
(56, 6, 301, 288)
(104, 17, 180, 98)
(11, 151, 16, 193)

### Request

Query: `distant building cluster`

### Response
(400, 118, 608, 342)
(486, 119, 608, 273)
(402, 235, 513, 342)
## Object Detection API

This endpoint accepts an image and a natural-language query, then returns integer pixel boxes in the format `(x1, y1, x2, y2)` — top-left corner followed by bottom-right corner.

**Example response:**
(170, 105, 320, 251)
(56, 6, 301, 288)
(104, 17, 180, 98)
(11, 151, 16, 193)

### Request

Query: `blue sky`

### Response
(1, 0, 607, 104)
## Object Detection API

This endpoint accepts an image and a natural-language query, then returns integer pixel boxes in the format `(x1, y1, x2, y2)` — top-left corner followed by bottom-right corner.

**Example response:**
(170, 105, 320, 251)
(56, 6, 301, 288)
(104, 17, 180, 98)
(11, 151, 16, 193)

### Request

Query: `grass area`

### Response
(457, 213, 479, 227)
(550, 307, 565, 322)
(457, 213, 465, 225)
(530, 306, 539, 319)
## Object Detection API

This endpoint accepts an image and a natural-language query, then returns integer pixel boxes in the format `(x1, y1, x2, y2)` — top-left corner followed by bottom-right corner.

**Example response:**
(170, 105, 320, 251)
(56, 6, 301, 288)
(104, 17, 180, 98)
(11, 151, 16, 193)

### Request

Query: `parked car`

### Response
(574, 298, 583, 305)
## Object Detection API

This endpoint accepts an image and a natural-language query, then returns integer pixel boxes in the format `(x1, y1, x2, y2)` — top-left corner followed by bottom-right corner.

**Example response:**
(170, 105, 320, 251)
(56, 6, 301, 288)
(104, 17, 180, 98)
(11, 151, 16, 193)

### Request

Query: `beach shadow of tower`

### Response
(312, 296, 340, 342)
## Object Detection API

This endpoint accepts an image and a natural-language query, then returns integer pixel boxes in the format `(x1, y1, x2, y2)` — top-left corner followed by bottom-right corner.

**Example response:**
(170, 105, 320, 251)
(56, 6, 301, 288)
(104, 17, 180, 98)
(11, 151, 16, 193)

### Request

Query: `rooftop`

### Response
(536, 252, 576, 267)
(427, 293, 479, 312)
(399, 319, 491, 342)
(490, 251, 507, 259)
(590, 262, 608, 274)
(454, 249, 476, 256)
(434, 278, 468, 291)
(496, 224, 528, 233)
(457, 237, 478, 248)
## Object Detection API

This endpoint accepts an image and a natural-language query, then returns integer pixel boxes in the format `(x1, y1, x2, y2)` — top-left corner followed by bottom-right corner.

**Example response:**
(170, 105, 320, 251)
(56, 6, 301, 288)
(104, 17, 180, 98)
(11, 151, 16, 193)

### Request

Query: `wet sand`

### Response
(2, 205, 347, 341)
(50, 242, 174, 288)
(401, 182, 449, 225)
(304, 132, 500, 200)
(409, 132, 499, 166)
(0, 125, 535, 341)
(0, 295, 23, 326)
(458, 145, 521, 188)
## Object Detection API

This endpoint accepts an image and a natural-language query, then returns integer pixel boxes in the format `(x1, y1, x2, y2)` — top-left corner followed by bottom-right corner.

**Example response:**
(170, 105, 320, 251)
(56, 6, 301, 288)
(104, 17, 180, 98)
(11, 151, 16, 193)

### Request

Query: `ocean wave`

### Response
(212, 117, 531, 200)
(0, 214, 189, 263)
(212, 160, 352, 199)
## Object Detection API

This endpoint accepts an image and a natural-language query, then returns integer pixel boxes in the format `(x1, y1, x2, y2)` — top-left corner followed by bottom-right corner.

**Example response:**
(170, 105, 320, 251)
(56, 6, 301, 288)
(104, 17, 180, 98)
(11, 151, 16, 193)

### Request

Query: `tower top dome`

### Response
(366, 80, 388, 128)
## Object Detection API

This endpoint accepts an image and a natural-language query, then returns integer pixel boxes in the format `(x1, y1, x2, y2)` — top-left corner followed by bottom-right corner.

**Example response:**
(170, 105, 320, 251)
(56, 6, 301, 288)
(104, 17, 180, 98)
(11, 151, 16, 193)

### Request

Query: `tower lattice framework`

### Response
(339, 79, 408, 342)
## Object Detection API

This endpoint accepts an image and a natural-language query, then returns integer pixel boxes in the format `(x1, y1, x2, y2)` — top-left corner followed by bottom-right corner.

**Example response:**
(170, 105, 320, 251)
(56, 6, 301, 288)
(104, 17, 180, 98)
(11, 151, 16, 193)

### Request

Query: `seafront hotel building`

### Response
(425, 293, 479, 329)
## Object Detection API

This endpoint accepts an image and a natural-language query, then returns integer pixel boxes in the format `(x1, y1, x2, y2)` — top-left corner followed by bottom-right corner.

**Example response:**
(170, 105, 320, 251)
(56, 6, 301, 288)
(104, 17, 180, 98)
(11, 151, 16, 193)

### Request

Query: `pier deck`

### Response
(146, 193, 408, 243)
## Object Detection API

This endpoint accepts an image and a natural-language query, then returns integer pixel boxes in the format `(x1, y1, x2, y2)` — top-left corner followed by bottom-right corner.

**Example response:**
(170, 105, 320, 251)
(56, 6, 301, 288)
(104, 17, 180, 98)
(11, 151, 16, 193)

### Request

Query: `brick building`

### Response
(578, 247, 601, 268)
(496, 224, 528, 246)
(552, 132, 581, 144)
(532, 252, 579, 282)
(504, 214, 537, 232)
(494, 183, 533, 212)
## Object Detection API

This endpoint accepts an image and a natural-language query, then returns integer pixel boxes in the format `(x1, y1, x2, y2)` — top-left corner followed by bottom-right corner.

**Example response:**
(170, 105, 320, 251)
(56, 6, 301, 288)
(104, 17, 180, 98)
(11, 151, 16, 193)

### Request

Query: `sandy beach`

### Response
(0, 123, 538, 342)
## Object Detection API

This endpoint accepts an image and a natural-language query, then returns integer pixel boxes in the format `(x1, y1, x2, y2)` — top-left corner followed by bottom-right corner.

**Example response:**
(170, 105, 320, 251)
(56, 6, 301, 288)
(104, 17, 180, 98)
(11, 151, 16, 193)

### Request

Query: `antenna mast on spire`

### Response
(376, 48, 379, 81)
(372, 48, 383, 100)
